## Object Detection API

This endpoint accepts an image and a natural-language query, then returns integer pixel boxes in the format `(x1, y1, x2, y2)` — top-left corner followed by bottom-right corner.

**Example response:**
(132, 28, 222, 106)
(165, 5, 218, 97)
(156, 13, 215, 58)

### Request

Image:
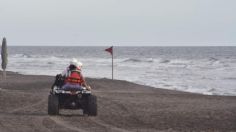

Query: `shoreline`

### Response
(0, 71, 236, 131)
(2, 70, 235, 97)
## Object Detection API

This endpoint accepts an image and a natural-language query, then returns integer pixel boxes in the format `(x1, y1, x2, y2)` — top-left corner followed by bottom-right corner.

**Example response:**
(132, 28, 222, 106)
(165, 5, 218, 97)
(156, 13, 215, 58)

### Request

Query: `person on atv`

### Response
(61, 58, 91, 91)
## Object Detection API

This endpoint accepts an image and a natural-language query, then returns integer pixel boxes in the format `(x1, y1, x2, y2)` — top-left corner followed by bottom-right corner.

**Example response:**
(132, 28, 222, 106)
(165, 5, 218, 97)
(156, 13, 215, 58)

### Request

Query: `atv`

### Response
(48, 74, 97, 116)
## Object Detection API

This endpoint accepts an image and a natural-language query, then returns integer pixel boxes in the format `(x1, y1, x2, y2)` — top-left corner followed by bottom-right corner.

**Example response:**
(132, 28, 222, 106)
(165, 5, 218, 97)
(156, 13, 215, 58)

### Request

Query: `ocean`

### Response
(5, 46, 236, 96)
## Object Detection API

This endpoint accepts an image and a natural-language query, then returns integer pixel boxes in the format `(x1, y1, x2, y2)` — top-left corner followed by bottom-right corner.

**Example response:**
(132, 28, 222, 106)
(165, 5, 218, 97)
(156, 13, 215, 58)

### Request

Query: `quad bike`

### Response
(48, 74, 97, 116)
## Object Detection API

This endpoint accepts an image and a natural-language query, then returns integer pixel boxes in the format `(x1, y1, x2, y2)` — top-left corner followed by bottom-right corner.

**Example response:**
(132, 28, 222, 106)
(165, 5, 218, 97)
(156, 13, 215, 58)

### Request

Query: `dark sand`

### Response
(0, 71, 236, 132)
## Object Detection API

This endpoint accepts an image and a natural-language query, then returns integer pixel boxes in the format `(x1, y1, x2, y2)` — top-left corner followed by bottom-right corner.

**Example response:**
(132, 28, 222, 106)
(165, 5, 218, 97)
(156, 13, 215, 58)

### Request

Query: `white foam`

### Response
(7, 54, 236, 96)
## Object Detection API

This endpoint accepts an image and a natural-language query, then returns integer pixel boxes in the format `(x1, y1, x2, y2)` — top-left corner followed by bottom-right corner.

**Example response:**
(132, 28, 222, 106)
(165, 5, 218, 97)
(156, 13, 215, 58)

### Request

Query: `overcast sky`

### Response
(0, 0, 235, 46)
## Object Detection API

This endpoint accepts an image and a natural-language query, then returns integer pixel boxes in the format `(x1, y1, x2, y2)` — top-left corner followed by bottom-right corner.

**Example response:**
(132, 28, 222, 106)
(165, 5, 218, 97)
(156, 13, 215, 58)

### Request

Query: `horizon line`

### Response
(7, 45, 236, 47)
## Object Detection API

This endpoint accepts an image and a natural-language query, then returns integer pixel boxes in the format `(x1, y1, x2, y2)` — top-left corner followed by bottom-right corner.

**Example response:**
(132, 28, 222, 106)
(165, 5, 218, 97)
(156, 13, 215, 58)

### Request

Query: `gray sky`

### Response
(0, 0, 235, 46)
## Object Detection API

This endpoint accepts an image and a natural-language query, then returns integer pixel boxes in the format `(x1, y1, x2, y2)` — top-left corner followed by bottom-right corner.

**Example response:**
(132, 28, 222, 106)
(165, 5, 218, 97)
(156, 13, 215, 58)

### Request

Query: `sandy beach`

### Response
(0, 71, 235, 132)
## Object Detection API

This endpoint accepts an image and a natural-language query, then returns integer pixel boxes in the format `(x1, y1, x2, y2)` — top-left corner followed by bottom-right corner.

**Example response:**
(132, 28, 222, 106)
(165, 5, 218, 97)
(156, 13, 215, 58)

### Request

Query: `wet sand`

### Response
(0, 71, 236, 132)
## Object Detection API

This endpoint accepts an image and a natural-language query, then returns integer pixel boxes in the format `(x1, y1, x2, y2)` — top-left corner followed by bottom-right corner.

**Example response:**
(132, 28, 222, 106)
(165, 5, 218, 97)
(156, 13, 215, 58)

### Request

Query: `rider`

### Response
(61, 58, 91, 90)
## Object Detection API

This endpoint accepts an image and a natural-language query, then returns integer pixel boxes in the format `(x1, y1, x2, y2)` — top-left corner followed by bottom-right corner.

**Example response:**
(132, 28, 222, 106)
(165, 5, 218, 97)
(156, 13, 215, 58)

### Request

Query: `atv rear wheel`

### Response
(83, 95, 97, 116)
(48, 94, 59, 115)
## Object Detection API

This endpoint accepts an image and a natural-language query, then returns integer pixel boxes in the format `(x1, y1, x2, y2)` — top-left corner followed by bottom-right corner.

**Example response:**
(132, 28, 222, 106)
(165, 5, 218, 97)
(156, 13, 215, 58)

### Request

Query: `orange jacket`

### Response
(65, 69, 84, 85)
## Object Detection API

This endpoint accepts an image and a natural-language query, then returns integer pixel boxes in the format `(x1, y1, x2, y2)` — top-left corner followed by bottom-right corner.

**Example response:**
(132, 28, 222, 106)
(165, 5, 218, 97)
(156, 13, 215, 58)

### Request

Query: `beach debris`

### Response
(1, 37, 8, 80)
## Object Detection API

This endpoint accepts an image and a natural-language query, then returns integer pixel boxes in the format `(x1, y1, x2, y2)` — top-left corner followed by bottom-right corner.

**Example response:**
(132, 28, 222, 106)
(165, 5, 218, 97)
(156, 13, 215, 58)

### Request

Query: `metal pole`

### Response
(112, 48, 113, 80)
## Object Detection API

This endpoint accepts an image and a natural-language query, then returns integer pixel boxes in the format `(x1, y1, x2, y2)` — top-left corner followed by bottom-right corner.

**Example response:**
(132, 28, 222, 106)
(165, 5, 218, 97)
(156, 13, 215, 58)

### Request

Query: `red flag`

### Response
(105, 46, 113, 55)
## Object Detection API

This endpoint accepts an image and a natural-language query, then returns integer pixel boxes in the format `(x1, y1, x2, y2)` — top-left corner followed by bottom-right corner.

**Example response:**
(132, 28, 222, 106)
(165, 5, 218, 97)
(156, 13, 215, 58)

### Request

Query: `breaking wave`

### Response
(159, 59, 170, 63)
(11, 53, 32, 58)
(123, 58, 154, 63)
(7, 46, 236, 96)
(11, 54, 64, 59)
(209, 57, 219, 62)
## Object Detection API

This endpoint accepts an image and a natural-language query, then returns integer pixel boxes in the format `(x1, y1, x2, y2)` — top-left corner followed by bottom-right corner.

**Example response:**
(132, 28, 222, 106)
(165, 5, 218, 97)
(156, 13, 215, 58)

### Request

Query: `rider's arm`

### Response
(80, 73, 91, 90)
(61, 68, 69, 77)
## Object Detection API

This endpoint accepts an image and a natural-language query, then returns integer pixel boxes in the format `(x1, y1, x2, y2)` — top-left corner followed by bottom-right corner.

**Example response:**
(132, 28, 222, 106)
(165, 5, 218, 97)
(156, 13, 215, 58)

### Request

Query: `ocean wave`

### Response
(123, 58, 154, 63)
(10, 54, 64, 59)
(11, 53, 32, 58)
(47, 62, 55, 65)
(208, 57, 222, 66)
(170, 59, 191, 64)
(159, 59, 170, 63)
(224, 77, 236, 80)
(209, 57, 219, 62)
(208, 88, 216, 92)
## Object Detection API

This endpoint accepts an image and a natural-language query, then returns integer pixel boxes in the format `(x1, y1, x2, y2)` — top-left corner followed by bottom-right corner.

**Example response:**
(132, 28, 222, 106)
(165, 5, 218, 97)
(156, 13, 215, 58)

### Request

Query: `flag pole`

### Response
(105, 46, 114, 80)
(112, 46, 113, 80)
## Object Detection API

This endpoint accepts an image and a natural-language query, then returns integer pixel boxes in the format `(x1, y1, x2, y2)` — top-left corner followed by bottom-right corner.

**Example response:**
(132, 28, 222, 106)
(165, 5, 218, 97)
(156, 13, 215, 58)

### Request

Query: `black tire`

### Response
(83, 95, 97, 116)
(88, 95, 97, 116)
(48, 94, 59, 115)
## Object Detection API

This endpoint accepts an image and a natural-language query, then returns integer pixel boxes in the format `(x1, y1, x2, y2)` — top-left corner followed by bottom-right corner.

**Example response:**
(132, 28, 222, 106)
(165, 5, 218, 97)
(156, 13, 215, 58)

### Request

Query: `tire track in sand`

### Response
(89, 118, 131, 132)
(49, 116, 88, 132)
(9, 98, 47, 113)
(1, 88, 130, 132)
(0, 87, 47, 114)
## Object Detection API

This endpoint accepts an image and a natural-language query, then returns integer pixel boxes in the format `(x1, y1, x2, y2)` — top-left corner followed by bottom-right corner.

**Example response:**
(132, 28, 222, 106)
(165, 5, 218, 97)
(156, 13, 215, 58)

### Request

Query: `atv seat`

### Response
(62, 86, 83, 91)
(61, 83, 83, 90)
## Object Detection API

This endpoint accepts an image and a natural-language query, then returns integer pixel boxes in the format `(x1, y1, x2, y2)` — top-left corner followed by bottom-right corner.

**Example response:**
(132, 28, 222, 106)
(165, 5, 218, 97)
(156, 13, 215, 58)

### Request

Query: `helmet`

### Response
(70, 58, 83, 69)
